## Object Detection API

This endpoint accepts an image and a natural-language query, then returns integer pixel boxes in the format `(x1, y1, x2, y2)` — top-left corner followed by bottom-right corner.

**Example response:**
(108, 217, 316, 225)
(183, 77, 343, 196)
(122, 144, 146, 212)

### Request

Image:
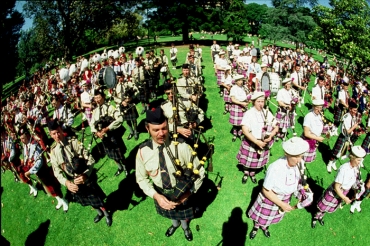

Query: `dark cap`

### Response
(18, 126, 29, 136)
(182, 64, 190, 69)
(349, 101, 358, 109)
(94, 88, 105, 97)
(135, 57, 141, 62)
(163, 82, 172, 91)
(318, 75, 325, 81)
(146, 107, 166, 125)
(47, 119, 61, 131)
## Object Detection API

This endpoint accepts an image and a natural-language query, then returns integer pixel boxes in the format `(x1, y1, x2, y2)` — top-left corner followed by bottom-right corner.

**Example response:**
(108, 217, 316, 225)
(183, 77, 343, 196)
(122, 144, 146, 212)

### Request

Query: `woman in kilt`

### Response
(215, 50, 228, 96)
(333, 81, 349, 127)
(237, 91, 278, 184)
(275, 78, 298, 140)
(48, 120, 112, 226)
(120, 88, 139, 141)
(312, 146, 366, 228)
(229, 75, 251, 142)
(247, 137, 309, 239)
(301, 99, 331, 165)
(220, 66, 233, 115)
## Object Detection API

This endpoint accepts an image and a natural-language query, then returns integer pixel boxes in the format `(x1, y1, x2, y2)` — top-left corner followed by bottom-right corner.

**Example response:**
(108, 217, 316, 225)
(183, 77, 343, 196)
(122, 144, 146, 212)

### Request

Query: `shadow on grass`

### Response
(25, 219, 50, 246)
(193, 175, 219, 219)
(317, 141, 332, 164)
(305, 177, 325, 218)
(246, 179, 264, 214)
(217, 207, 248, 246)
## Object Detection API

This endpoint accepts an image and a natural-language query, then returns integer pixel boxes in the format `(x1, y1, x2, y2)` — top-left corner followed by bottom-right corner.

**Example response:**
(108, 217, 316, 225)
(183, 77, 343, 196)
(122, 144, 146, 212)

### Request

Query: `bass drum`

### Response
(98, 67, 105, 86)
(270, 72, 281, 94)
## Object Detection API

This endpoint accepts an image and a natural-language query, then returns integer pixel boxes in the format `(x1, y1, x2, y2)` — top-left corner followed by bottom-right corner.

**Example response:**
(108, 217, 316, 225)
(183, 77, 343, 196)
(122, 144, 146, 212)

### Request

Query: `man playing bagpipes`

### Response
(90, 88, 127, 177)
(48, 120, 112, 226)
(176, 64, 202, 100)
(237, 91, 278, 184)
(119, 88, 140, 141)
(132, 57, 149, 114)
(135, 107, 205, 241)
(311, 75, 330, 109)
(1, 127, 21, 182)
(312, 146, 366, 228)
(51, 94, 75, 137)
(291, 64, 306, 96)
(18, 126, 68, 211)
(248, 137, 313, 239)
(327, 102, 362, 173)
(333, 81, 350, 128)
(275, 78, 299, 141)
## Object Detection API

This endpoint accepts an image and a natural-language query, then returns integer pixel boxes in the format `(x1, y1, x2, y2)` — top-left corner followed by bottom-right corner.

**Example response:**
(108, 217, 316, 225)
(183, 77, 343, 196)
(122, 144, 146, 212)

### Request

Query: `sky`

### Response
(15, 0, 331, 31)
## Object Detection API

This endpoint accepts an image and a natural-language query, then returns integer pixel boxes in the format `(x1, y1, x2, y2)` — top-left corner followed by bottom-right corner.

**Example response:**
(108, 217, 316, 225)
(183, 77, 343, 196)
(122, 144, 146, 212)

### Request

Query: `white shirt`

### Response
(335, 162, 359, 190)
(211, 44, 220, 52)
(261, 55, 268, 65)
(232, 49, 242, 58)
(230, 85, 247, 101)
(311, 84, 325, 100)
(303, 110, 324, 137)
(291, 71, 303, 86)
(216, 58, 228, 70)
(264, 157, 300, 195)
(247, 62, 261, 74)
(241, 107, 275, 139)
(80, 90, 92, 103)
(221, 74, 233, 85)
(276, 88, 293, 105)
(338, 89, 348, 105)
(341, 112, 357, 135)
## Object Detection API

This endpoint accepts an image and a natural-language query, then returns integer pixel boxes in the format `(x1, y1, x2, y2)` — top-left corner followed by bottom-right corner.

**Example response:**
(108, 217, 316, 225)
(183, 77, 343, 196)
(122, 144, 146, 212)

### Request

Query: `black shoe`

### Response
(242, 175, 248, 184)
(134, 133, 139, 140)
(311, 220, 317, 228)
(249, 228, 258, 240)
(220, 92, 224, 97)
(114, 169, 123, 176)
(165, 225, 179, 237)
(262, 228, 270, 238)
(223, 111, 228, 115)
(184, 228, 193, 241)
(318, 218, 324, 226)
(251, 176, 257, 184)
(94, 214, 104, 223)
(106, 215, 112, 226)
(14, 177, 19, 182)
(127, 133, 134, 140)
(232, 136, 237, 142)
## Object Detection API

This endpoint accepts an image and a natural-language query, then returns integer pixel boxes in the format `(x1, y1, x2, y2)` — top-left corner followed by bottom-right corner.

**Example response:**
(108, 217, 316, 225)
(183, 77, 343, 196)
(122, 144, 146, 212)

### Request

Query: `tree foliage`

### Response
(313, 0, 370, 73)
(1, 0, 24, 83)
(223, 0, 250, 42)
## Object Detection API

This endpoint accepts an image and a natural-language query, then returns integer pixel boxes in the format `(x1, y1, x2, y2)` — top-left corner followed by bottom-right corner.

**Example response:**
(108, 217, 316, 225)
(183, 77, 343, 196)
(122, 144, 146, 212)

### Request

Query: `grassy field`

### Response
(1, 41, 369, 246)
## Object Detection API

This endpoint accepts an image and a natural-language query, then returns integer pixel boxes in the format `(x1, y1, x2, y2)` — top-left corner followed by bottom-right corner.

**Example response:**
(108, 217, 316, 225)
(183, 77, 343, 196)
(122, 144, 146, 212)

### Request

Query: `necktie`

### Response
(298, 73, 300, 86)
(320, 86, 323, 99)
(279, 63, 281, 73)
(120, 83, 124, 99)
(159, 145, 172, 189)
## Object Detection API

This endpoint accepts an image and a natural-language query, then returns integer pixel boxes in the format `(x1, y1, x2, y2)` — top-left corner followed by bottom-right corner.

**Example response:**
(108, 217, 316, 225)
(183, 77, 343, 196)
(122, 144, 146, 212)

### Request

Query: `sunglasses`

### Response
(165, 92, 173, 95)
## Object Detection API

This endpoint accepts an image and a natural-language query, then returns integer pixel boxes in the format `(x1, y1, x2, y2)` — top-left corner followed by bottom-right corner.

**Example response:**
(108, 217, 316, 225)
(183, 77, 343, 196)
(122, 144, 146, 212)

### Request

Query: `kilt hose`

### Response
(217, 70, 225, 86)
(333, 105, 345, 125)
(331, 133, 349, 159)
(248, 192, 291, 229)
(102, 127, 126, 162)
(229, 104, 245, 126)
(316, 183, 350, 216)
(301, 136, 318, 163)
(276, 108, 294, 133)
(362, 133, 370, 153)
(223, 88, 232, 103)
(84, 108, 92, 124)
(70, 181, 105, 208)
(237, 138, 272, 169)
(121, 107, 139, 121)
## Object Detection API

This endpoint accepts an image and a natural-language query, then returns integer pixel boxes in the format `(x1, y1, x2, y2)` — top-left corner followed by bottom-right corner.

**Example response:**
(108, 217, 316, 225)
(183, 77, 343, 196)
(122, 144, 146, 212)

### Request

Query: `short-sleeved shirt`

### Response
(276, 88, 293, 105)
(335, 162, 359, 190)
(241, 107, 275, 139)
(303, 110, 324, 137)
(230, 85, 247, 102)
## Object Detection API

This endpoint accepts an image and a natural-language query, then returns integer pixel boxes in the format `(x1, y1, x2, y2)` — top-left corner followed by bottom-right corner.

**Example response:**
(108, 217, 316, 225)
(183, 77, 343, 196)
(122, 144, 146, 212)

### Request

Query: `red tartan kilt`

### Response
(317, 184, 349, 213)
(237, 138, 271, 169)
(229, 104, 245, 126)
(223, 88, 231, 103)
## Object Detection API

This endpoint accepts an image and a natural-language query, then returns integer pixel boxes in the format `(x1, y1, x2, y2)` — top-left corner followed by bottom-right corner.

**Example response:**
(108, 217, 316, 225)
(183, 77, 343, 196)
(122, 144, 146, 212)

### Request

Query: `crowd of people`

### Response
(1, 40, 369, 242)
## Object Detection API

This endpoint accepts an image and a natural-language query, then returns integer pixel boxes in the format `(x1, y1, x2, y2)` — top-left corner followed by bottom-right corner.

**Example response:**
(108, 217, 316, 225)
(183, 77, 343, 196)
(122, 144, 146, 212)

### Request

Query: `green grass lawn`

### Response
(1, 42, 369, 246)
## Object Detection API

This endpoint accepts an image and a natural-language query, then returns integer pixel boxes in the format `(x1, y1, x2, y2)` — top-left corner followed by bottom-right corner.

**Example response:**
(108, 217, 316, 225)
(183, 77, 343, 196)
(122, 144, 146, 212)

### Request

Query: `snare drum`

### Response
(270, 72, 281, 93)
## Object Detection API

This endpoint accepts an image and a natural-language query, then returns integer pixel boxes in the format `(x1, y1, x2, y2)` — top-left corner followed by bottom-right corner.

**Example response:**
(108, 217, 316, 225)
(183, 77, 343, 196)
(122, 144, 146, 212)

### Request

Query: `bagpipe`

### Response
(94, 115, 115, 139)
(59, 134, 88, 177)
(353, 112, 366, 137)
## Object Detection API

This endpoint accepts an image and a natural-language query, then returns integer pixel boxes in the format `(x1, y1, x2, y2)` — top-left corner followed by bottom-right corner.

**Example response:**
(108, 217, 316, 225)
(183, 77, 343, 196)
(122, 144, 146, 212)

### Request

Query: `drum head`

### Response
(103, 66, 117, 88)
(261, 72, 270, 91)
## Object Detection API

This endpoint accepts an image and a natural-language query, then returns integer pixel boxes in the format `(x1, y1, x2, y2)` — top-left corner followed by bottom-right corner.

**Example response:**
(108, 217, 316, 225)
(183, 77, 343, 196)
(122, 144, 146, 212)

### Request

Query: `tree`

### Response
(244, 3, 269, 35)
(313, 0, 370, 77)
(23, 1, 137, 60)
(223, 0, 250, 42)
(1, 0, 24, 83)
(106, 12, 144, 45)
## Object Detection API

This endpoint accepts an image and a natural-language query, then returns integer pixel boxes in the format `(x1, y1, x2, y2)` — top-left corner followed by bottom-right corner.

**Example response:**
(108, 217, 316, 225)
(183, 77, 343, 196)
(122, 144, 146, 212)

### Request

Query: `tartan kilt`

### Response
(217, 70, 224, 85)
(237, 138, 271, 169)
(71, 182, 105, 208)
(136, 86, 149, 102)
(154, 195, 194, 220)
(248, 192, 291, 227)
(333, 106, 343, 123)
(301, 136, 318, 163)
(332, 133, 347, 158)
(223, 88, 231, 103)
(317, 184, 350, 213)
(121, 107, 139, 121)
(361, 133, 370, 152)
(229, 104, 245, 126)
(84, 108, 92, 123)
(36, 164, 63, 198)
(102, 128, 126, 161)
(276, 109, 292, 132)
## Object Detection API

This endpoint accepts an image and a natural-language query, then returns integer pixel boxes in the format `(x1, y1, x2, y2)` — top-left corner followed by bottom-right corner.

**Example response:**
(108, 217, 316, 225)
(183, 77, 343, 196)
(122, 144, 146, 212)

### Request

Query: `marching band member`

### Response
(275, 78, 298, 141)
(248, 137, 310, 239)
(48, 120, 112, 226)
(333, 81, 349, 127)
(176, 64, 201, 100)
(312, 146, 366, 228)
(272, 56, 284, 77)
(360, 116, 370, 154)
(80, 80, 93, 125)
(135, 107, 205, 241)
(350, 174, 370, 213)
(120, 88, 139, 141)
(327, 102, 360, 173)
(90, 88, 127, 176)
(229, 75, 251, 142)
(132, 57, 149, 114)
(215, 51, 228, 96)
(210, 40, 221, 63)
(169, 43, 178, 69)
(247, 56, 261, 90)
(311, 75, 328, 108)
(18, 127, 68, 211)
(51, 94, 74, 136)
(232, 44, 242, 69)
(158, 49, 169, 81)
(220, 66, 233, 115)
(226, 41, 234, 59)
(291, 64, 305, 92)
(187, 55, 201, 79)
(1, 127, 21, 182)
(237, 91, 278, 184)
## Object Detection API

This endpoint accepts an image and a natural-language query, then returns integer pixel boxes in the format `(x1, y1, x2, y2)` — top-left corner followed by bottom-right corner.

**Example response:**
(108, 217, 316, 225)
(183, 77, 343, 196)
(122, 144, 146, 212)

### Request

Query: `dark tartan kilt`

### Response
(154, 190, 195, 220)
(332, 133, 347, 159)
(248, 192, 291, 227)
(301, 136, 318, 163)
(276, 108, 292, 132)
(317, 183, 349, 213)
(237, 138, 272, 169)
(71, 182, 105, 208)
(229, 104, 245, 126)
(333, 105, 343, 123)
(223, 88, 231, 103)
(361, 133, 370, 152)
(102, 127, 126, 161)
(36, 165, 63, 198)
(136, 86, 149, 102)
(217, 70, 224, 85)
(121, 107, 139, 121)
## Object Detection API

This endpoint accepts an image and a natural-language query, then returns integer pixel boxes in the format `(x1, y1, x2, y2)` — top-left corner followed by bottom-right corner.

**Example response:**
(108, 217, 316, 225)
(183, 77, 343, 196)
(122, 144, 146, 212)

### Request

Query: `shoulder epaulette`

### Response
(161, 100, 170, 106)
(139, 139, 153, 150)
